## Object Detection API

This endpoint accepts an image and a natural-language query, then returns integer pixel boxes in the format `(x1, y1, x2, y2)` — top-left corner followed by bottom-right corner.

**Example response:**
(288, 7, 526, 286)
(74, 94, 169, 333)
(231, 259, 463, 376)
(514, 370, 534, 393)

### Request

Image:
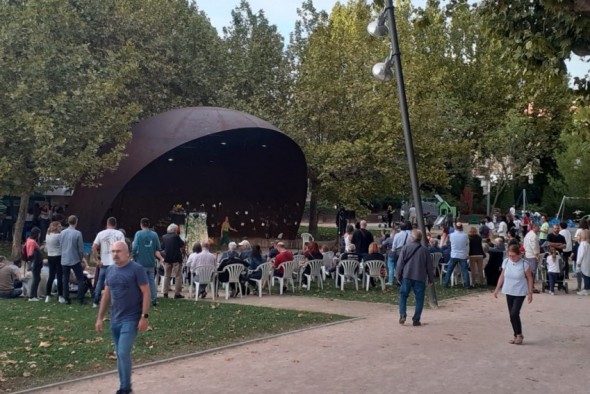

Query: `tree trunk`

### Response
(11, 192, 30, 260)
(308, 177, 319, 239)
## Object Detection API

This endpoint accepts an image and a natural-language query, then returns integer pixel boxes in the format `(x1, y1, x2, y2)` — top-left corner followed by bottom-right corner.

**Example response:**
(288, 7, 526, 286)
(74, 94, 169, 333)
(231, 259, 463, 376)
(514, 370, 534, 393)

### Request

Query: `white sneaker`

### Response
(45, 296, 50, 303)
(302, 284, 307, 289)
(385, 282, 393, 286)
(28, 297, 40, 302)
(92, 303, 98, 308)
(577, 290, 589, 296)
(58, 296, 67, 304)
(548, 291, 554, 295)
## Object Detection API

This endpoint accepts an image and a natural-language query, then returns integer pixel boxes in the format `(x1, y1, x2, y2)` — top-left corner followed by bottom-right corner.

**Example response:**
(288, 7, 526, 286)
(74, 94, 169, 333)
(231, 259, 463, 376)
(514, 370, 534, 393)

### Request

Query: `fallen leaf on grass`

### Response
(24, 339, 31, 344)
(66, 364, 74, 369)
(106, 353, 117, 360)
(38, 342, 51, 348)
(23, 372, 31, 377)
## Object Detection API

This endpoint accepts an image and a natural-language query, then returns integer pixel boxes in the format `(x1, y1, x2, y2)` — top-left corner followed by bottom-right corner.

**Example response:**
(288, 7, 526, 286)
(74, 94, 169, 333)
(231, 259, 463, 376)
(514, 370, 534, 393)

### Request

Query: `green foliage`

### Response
(555, 105, 590, 197)
(218, 0, 290, 126)
(0, 297, 345, 391)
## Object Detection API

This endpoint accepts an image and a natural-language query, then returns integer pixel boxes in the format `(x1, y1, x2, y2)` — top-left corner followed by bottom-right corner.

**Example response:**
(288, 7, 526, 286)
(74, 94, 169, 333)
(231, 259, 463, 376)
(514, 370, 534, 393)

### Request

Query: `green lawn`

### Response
(283, 276, 488, 304)
(0, 298, 346, 392)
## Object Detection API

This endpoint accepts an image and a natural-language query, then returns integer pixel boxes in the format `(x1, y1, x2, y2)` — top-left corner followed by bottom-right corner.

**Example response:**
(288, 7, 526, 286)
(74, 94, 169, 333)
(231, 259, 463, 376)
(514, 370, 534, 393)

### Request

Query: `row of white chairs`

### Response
(185, 257, 389, 301)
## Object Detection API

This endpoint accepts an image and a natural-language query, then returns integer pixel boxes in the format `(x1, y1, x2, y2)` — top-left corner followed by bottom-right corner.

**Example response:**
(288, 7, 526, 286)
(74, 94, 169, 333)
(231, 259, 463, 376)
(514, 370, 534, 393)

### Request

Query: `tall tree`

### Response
(218, 0, 290, 125)
(0, 0, 141, 257)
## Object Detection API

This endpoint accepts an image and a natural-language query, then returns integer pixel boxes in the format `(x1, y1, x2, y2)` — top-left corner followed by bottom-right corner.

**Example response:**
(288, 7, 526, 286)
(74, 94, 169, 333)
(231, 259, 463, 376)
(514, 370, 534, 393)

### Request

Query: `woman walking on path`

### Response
(493, 244, 534, 345)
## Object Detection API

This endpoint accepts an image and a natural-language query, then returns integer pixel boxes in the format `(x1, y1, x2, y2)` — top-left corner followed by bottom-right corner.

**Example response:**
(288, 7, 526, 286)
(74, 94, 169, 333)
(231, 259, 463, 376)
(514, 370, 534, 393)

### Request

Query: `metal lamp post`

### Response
(368, 0, 437, 307)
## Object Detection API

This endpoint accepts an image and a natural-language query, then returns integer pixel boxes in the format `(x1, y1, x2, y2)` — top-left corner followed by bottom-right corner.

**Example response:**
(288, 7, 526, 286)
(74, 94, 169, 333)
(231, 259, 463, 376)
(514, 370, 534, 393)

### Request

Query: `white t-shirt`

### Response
(546, 254, 561, 273)
(559, 229, 573, 252)
(497, 221, 507, 237)
(93, 228, 124, 266)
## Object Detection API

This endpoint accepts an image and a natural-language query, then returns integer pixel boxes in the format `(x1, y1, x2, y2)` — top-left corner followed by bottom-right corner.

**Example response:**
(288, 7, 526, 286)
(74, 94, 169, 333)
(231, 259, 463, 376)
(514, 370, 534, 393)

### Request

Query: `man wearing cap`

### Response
(25, 227, 44, 301)
(238, 240, 252, 261)
(96, 240, 150, 394)
(443, 223, 471, 288)
(59, 215, 86, 304)
(92, 217, 125, 308)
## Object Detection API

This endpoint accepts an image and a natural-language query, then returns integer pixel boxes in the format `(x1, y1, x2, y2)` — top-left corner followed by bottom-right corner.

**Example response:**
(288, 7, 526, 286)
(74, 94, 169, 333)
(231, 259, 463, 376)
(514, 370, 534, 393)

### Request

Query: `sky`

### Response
(197, 0, 588, 80)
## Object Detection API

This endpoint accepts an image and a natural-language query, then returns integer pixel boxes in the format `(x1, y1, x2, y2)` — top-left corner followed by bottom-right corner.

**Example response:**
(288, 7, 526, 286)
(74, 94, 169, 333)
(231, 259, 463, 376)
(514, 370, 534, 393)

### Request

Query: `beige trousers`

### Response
(163, 262, 182, 295)
(469, 255, 484, 286)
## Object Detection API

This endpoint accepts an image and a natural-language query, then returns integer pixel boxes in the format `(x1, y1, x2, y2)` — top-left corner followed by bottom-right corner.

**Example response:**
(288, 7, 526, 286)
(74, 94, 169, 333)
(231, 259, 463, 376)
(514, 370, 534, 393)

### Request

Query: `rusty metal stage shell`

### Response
(68, 107, 308, 240)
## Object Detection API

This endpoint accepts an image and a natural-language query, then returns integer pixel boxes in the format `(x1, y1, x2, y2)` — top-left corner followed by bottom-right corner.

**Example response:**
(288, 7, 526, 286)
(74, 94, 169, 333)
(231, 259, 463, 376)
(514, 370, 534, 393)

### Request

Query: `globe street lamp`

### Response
(368, 0, 437, 307)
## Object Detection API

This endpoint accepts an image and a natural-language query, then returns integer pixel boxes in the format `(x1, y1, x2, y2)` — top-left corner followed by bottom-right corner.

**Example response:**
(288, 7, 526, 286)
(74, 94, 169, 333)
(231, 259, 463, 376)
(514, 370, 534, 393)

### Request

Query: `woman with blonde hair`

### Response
(45, 221, 64, 303)
(576, 229, 590, 296)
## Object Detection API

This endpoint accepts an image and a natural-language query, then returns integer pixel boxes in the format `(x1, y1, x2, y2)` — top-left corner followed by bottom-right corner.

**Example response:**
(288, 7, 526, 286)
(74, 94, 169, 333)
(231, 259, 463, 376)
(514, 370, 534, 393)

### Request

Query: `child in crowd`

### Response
(546, 247, 562, 295)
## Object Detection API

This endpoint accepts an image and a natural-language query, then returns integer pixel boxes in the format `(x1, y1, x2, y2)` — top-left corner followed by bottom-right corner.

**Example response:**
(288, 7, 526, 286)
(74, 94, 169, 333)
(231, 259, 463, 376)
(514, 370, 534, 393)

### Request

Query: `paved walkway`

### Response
(36, 284, 589, 394)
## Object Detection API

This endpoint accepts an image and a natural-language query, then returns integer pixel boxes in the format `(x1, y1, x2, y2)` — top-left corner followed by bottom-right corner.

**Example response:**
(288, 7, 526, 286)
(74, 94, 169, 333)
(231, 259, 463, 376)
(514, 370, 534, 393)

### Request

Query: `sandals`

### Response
(509, 335, 524, 345)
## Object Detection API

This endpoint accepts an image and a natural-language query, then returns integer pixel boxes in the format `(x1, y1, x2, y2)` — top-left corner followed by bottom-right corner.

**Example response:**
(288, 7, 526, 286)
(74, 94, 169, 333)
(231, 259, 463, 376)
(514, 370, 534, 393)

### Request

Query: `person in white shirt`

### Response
(187, 243, 216, 298)
(523, 223, 541, 293)
(546, 247, 562, 295)
(576, 229, 590, 295)
(92, 217, 124, 307)
(559, 222, 573, 278)
(497, 216, 508, 237)
(443, 223, 471, 288)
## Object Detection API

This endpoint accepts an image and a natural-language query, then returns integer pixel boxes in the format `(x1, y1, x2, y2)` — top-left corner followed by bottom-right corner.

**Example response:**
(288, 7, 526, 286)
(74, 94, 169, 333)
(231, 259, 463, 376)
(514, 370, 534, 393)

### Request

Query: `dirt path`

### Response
(27, 286, 590, 394)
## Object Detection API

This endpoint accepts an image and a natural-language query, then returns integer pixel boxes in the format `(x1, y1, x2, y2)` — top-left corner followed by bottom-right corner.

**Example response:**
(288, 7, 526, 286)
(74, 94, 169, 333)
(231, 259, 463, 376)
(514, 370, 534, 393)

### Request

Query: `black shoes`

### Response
(399, 315, 406, 325)
(413, 320, 421, 327)
(174, 294, 185, 299)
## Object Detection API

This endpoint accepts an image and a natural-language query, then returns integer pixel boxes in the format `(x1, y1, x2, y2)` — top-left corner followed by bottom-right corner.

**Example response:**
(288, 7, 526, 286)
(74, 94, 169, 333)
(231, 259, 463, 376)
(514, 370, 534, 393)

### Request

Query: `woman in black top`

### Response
(468, 227, 485, 287)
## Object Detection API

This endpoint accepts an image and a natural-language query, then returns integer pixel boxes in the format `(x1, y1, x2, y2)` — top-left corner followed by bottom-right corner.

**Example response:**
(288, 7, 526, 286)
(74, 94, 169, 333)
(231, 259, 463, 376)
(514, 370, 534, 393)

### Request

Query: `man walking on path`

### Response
(443, 223, 471, 288)
(92, 217, 125, 308)
(96, 240, 150, 394)
(132, 218, 164, 306)
(59, 215, 86, 304)
(397, 229, 433, 326)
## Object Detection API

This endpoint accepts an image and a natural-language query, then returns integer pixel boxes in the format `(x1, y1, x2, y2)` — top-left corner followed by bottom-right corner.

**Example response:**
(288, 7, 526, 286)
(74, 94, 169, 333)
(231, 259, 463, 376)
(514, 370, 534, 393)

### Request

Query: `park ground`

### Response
(21, 280, 590, 394)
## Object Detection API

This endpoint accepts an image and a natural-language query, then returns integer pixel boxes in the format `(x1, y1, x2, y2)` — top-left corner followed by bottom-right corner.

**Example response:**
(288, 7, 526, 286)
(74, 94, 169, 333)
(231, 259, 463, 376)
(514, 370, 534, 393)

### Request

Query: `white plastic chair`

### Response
(430, 252, 442, 277)
(363, 260, 386, 291)
(336, 260, 359, 291)
(321, 252, 334, 279)
(190, 265, 216, 301)
(299, 259, 324, 290)
(272, 260, 297, 295)
(301, 233, 314, 249)
(217, 263, 245, 300)
(250, 262, 273, 297)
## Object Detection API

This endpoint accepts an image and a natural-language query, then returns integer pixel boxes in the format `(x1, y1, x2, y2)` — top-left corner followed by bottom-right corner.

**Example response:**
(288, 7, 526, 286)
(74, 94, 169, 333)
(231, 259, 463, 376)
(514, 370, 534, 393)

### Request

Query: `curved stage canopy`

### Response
(68, 107, 308, 240)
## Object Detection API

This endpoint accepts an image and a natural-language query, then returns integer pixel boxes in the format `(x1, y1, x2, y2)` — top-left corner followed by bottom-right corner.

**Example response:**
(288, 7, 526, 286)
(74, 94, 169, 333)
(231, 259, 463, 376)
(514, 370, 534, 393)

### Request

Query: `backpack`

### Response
(20, 242, 28, 262)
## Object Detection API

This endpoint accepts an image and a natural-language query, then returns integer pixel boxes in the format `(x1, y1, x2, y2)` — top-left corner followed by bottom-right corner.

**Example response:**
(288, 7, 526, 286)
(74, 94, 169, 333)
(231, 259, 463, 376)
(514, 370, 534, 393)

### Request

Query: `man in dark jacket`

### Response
(351, 220, 374, 256)
(161, 223, 185, 299)
(396, 229, 434, 326)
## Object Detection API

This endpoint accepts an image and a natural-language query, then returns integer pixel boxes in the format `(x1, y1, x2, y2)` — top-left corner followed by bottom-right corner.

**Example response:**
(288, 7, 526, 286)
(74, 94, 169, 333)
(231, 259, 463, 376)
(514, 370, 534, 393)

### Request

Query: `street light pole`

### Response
(377, 0, 438, 308)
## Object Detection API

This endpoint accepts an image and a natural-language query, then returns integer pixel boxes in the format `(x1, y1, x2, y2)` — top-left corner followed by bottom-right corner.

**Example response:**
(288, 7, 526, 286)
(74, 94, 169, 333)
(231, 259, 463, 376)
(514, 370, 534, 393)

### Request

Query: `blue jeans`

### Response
(443, 258, 471, 288)
(145, 267, 157, 303)
(110, 320, 138, 391)
(93, 265, 110, 304)
(386, 255, 396, 283)
(399, 278, 426, 322)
